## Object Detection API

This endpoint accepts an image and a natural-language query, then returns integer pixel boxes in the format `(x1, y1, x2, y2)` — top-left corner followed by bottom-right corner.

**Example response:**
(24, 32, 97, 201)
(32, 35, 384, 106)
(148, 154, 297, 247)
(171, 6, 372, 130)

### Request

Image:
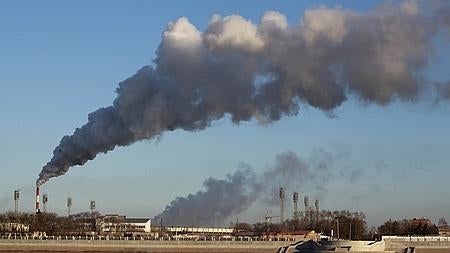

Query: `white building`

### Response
(166, 226, 234, 235)
(98, 215, 151, 235)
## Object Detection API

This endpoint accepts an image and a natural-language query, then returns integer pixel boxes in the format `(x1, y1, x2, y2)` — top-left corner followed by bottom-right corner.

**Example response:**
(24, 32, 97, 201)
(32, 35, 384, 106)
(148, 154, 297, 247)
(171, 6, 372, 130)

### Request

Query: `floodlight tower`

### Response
(14, 190, 20, 215)
(315, 199, 320, 219)
(304, 196, 310, 224)
(67, 197, 72, 217)
(90, 201, 96, 214)
(43, 194, 48, 213)
(293, 192, 299, 220)
(279, 187, 285, 224)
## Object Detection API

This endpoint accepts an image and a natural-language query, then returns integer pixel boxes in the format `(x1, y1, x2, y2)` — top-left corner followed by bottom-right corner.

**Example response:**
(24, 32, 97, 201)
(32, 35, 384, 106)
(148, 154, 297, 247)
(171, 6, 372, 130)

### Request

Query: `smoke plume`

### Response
(154, 150, 349, 226)
(38, 1, 450, 185)
(154, 165, 258, 226)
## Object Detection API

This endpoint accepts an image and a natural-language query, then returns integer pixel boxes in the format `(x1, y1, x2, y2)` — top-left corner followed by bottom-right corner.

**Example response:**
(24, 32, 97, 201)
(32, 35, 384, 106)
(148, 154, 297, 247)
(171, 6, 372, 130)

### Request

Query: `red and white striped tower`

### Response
(35, 185, 41, 214)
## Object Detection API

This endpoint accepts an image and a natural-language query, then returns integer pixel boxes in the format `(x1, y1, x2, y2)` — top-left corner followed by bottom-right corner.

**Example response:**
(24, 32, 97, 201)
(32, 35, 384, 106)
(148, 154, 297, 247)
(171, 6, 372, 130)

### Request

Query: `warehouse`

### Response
(98, 214, 151, 236)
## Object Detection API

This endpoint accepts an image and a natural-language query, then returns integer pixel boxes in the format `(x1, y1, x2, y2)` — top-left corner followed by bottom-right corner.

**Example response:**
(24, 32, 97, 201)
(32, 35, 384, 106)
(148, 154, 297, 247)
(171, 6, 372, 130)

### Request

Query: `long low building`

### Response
(98, 214, 151, 235)
(165, 226, 234, 234)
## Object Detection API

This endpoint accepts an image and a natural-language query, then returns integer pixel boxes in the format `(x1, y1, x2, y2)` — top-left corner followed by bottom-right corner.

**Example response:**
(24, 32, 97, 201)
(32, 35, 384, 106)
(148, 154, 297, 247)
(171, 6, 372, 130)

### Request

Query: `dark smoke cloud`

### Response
(154, 150, 352, 226)
(154, 164, 258, 226)
(38, 1, 450, 185)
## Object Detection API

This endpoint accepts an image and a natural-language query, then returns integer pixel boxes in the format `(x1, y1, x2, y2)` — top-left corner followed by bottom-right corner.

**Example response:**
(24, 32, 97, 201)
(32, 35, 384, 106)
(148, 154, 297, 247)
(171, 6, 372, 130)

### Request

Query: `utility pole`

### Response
(349, 223, 352, 240)
(336, 218, 340, 240)
(160, 218, 163, 238)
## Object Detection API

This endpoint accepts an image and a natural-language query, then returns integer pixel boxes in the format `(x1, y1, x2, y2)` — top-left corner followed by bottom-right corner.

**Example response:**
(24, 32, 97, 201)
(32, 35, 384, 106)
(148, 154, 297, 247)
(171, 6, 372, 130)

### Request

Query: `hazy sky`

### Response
(1, 0, 449, 226)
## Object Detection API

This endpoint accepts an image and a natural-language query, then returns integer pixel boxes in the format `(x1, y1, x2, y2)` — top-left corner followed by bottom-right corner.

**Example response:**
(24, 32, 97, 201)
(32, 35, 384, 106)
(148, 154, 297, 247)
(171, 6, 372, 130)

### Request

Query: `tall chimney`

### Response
(35, 186, 41, 214)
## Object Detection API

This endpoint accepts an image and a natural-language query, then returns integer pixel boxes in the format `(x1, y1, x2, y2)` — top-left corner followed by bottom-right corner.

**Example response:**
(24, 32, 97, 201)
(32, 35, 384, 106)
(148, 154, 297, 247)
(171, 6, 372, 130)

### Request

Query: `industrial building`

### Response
(411, 217, 431, 227)
(165, 226, 234, 235)
(97, 214, 151, 236)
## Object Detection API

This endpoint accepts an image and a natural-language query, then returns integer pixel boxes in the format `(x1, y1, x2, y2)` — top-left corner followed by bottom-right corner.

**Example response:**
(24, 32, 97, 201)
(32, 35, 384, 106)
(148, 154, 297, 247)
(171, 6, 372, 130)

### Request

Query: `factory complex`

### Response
(2, 186, 323, 241)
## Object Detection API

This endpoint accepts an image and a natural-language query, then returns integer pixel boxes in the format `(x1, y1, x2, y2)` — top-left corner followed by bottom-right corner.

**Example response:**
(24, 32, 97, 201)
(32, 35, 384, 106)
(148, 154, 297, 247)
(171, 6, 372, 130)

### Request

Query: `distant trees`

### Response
(377, 218, 438, 236)
(233, 222, 253, 232)
(232, 210, 369, 239)
(239, 211, 441, 239)
(0, 211, 98, 236)
(0, 211, 443, 238)
(306, 210, 368, 240)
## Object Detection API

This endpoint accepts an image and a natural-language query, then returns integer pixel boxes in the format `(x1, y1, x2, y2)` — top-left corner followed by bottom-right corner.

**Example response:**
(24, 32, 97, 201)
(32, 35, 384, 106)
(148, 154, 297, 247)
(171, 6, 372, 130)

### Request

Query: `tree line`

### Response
(0, 211, 99, 235)
(233, 210, 443, 240)
(0, 210, 445, 238)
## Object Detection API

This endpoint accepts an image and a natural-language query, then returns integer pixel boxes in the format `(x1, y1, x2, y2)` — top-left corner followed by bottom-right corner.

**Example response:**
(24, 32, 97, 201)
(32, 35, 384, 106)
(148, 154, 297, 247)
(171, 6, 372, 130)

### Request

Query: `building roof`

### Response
(124, 218, 151, 224)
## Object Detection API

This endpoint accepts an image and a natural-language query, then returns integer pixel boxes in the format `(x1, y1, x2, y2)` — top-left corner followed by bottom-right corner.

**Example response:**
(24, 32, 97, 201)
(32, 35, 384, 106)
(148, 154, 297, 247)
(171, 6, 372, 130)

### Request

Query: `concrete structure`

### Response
(279, 239, 389, 252)
(0, 239, 290, 253)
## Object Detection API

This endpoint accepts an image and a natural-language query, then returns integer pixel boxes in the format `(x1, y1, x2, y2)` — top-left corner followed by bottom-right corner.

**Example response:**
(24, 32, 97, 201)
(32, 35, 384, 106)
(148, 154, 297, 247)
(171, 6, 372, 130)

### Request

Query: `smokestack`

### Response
(35, 186, 40, 214)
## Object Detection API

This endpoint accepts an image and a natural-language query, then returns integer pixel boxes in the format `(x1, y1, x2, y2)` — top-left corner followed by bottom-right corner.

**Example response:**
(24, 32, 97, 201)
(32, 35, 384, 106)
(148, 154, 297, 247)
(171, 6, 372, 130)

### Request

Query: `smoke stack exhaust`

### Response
(35, 186, 40, 214)
(36, 1, 450, 186)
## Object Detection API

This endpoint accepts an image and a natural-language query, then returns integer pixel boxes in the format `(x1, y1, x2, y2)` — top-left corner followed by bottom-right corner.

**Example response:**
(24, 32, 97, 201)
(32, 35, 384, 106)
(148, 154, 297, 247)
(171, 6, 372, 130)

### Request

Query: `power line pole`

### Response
(336, 218, 340, 240)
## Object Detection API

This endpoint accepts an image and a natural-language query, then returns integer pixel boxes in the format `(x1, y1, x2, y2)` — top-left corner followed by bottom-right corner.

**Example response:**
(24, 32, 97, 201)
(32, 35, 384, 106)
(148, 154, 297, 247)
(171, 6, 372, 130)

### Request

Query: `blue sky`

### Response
(1, 0, 450, 226)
